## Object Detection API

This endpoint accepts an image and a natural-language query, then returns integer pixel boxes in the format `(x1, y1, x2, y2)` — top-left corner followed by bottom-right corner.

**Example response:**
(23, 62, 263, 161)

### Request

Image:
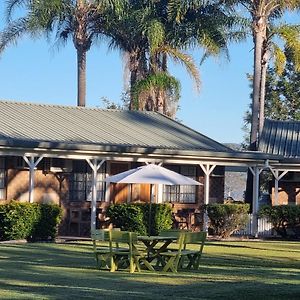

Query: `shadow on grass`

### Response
(206, 241, 300, 254)
(0, 242, 299, 299)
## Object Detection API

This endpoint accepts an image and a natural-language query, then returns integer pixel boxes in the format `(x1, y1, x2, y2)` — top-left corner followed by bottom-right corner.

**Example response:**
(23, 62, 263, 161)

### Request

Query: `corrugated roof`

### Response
(0, 100, 232, 154)
(259, 119, 300, 158)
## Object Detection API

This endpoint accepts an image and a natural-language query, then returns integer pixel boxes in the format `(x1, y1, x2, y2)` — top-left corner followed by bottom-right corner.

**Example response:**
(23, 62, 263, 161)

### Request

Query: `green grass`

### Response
(0, 240, 299, 299)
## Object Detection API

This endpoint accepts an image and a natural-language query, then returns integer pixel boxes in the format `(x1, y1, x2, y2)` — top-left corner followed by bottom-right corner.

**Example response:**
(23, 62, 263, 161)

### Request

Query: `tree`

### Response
(243, 48, 300, 136)
(1, 0, 124, 107)
(265, 48, 300, 120)
(106, 0, 246, 118)
(104, 0, 201, 117)
(228, 0, 300, 149)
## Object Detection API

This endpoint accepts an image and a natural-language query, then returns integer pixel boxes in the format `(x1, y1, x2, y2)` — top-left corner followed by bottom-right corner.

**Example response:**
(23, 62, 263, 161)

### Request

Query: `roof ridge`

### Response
(0, 99, 159, 115)
(265, 118, 300, 124)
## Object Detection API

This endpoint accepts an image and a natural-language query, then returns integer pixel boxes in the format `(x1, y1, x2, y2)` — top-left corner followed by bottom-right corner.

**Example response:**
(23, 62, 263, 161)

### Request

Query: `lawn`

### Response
(0, 240, 299, 299)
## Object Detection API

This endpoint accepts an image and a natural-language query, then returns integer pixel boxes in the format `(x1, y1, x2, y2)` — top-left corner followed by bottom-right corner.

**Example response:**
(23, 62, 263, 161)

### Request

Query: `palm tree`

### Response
(104, 0, 201, 117)
(1, 0, 125, 107)
(106, 0, 244, 117)
(258, 24, 300, 135)
(225, 0, 300, 149)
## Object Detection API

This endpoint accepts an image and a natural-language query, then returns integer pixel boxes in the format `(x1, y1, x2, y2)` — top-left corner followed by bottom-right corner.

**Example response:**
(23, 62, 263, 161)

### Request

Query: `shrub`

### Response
(0, 202, 39, 241)
(106, 204, 147, 235)
(138, 203, 173, 235)
(259, 205, 300, 238)
(205, 203, 250, 238)
(106, 203, 172, 235)
(0, 201, 62, 241)
(30, 204, 63, 241)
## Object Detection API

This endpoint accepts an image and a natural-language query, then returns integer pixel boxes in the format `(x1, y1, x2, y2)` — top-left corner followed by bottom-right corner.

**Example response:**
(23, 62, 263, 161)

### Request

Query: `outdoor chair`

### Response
(91, 229, 111, 269)
(173, 210, 189, 229)
(159, 232, 186, 273)
(109, 231, 154, 273)
(91, 228, 125, 269)
(159, 229, 191, 236)
(179, 231, 207, 270)
(160, 231, 207, 272)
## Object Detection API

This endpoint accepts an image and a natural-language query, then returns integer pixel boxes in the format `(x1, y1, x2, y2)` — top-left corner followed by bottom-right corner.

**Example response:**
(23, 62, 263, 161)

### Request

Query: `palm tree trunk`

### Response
(259, 56, 268, 136)
(77, 47, 86, 107)
(250, 19, 266, 150)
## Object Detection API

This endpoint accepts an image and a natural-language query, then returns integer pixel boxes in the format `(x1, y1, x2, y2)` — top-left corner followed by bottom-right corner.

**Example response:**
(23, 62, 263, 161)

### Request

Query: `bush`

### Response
(106, 203, 172, 235)
(138, 203, 173, 235)
(0, 202, 39, 241)
(0, 201, 62, 241)
(259, 205, 300, 238)
(205, 203, 250, 238)
(106, 204, 147, 235)
(30, 204, 63, 241)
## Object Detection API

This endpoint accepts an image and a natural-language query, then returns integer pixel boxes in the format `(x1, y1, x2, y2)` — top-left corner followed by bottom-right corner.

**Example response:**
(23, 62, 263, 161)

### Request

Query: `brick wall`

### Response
(271, 181, 300, 205)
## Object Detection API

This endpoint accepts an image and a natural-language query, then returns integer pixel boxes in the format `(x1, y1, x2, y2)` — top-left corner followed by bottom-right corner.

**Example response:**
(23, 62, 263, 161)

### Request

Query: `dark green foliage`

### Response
(259, 205, 300, 238)
(0, 202, 39, 241)
(264, 48, 300, 121)
(106, 204, 147, 235)
(205, 203, 250, 238)
(30, 204, 62, 241)
(0, 201, 62, 241)
(138, 203, 173, 236)
(106, 203, 172, 235)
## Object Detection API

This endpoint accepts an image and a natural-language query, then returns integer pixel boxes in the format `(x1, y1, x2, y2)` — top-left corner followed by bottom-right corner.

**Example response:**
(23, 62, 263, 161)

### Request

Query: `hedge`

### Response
(259, 205, 300, 238)
(106, 203, 172, 235)
(205, 203, 250, 238)
(0, 201, 62, 241)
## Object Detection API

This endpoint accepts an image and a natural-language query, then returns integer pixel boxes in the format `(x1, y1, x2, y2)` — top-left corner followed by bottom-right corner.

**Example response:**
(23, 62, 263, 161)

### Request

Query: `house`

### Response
(259, 119, 300, 206)
(0, 100, 276, 236)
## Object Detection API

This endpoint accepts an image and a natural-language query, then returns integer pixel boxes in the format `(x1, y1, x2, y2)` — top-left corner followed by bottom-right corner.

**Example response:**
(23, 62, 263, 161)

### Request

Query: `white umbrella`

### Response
(104, 164, 202, 234)
(104, 164, 202, 186)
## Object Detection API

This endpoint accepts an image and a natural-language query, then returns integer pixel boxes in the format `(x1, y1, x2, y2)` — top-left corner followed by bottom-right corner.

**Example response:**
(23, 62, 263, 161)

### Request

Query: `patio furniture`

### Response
(177, 209, 195, 230)
(138, 235, 177, 264)
(159, 232, 186, 273)
(109, 231, 154, 273)
(91, 228, 126, 269)
(191, 212, 203, 231)
(180, 231, 207, 270)
(160, 232, 207, 272)
(97, 209, 111, 229)
(91, 229, 111, 269)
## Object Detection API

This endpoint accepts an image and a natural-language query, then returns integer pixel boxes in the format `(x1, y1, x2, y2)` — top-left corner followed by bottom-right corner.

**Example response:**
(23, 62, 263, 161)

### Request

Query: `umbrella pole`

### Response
(148, 184, 154, 236)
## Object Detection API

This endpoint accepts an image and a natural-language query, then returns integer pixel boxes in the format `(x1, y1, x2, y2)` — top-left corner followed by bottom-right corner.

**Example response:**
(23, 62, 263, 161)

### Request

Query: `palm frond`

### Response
(272, 44, 286, 75)
(0, 17, 31, 53)
(157, 46, 201, 92)
(132, 72, 181, 109)
(6, 0, 28, 21)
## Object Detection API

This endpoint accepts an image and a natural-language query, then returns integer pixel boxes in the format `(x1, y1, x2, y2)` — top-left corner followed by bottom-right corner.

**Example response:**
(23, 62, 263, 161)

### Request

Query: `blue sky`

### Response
(0, 3, 262, 144)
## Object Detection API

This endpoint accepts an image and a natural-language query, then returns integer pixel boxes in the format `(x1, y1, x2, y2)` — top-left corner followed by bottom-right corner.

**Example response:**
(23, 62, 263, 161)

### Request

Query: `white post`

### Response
(23, 156, 44, 203)
(127, 184, 132, 203)
(269, 167, 288, 206)
(274, 170, 279, 206)
(87, 159, 105, 231)
(157, 184, 163, 203)
(105, 162, 111, 202)
(199, 164, 216, 232)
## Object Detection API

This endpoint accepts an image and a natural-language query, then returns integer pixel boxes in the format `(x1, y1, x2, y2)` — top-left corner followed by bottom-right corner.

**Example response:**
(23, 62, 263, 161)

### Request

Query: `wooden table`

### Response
(138, 235, 177, 265)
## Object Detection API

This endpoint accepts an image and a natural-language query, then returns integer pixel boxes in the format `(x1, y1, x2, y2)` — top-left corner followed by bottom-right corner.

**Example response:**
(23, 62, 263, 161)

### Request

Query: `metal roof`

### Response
(259, 119, 300, 158)
(0, 100, 232, 154)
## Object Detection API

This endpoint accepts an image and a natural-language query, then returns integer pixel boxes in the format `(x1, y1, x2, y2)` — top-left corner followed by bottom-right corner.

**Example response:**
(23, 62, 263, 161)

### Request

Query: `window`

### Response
(163, 165, 197, 203)
(0, 157, 6, 199)
(69, 161, 106, 202)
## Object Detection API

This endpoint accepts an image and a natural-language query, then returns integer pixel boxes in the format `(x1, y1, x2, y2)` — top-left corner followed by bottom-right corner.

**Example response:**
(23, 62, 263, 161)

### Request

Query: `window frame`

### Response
(163, 165, 197, 204)
(68, 161, 106, 202)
